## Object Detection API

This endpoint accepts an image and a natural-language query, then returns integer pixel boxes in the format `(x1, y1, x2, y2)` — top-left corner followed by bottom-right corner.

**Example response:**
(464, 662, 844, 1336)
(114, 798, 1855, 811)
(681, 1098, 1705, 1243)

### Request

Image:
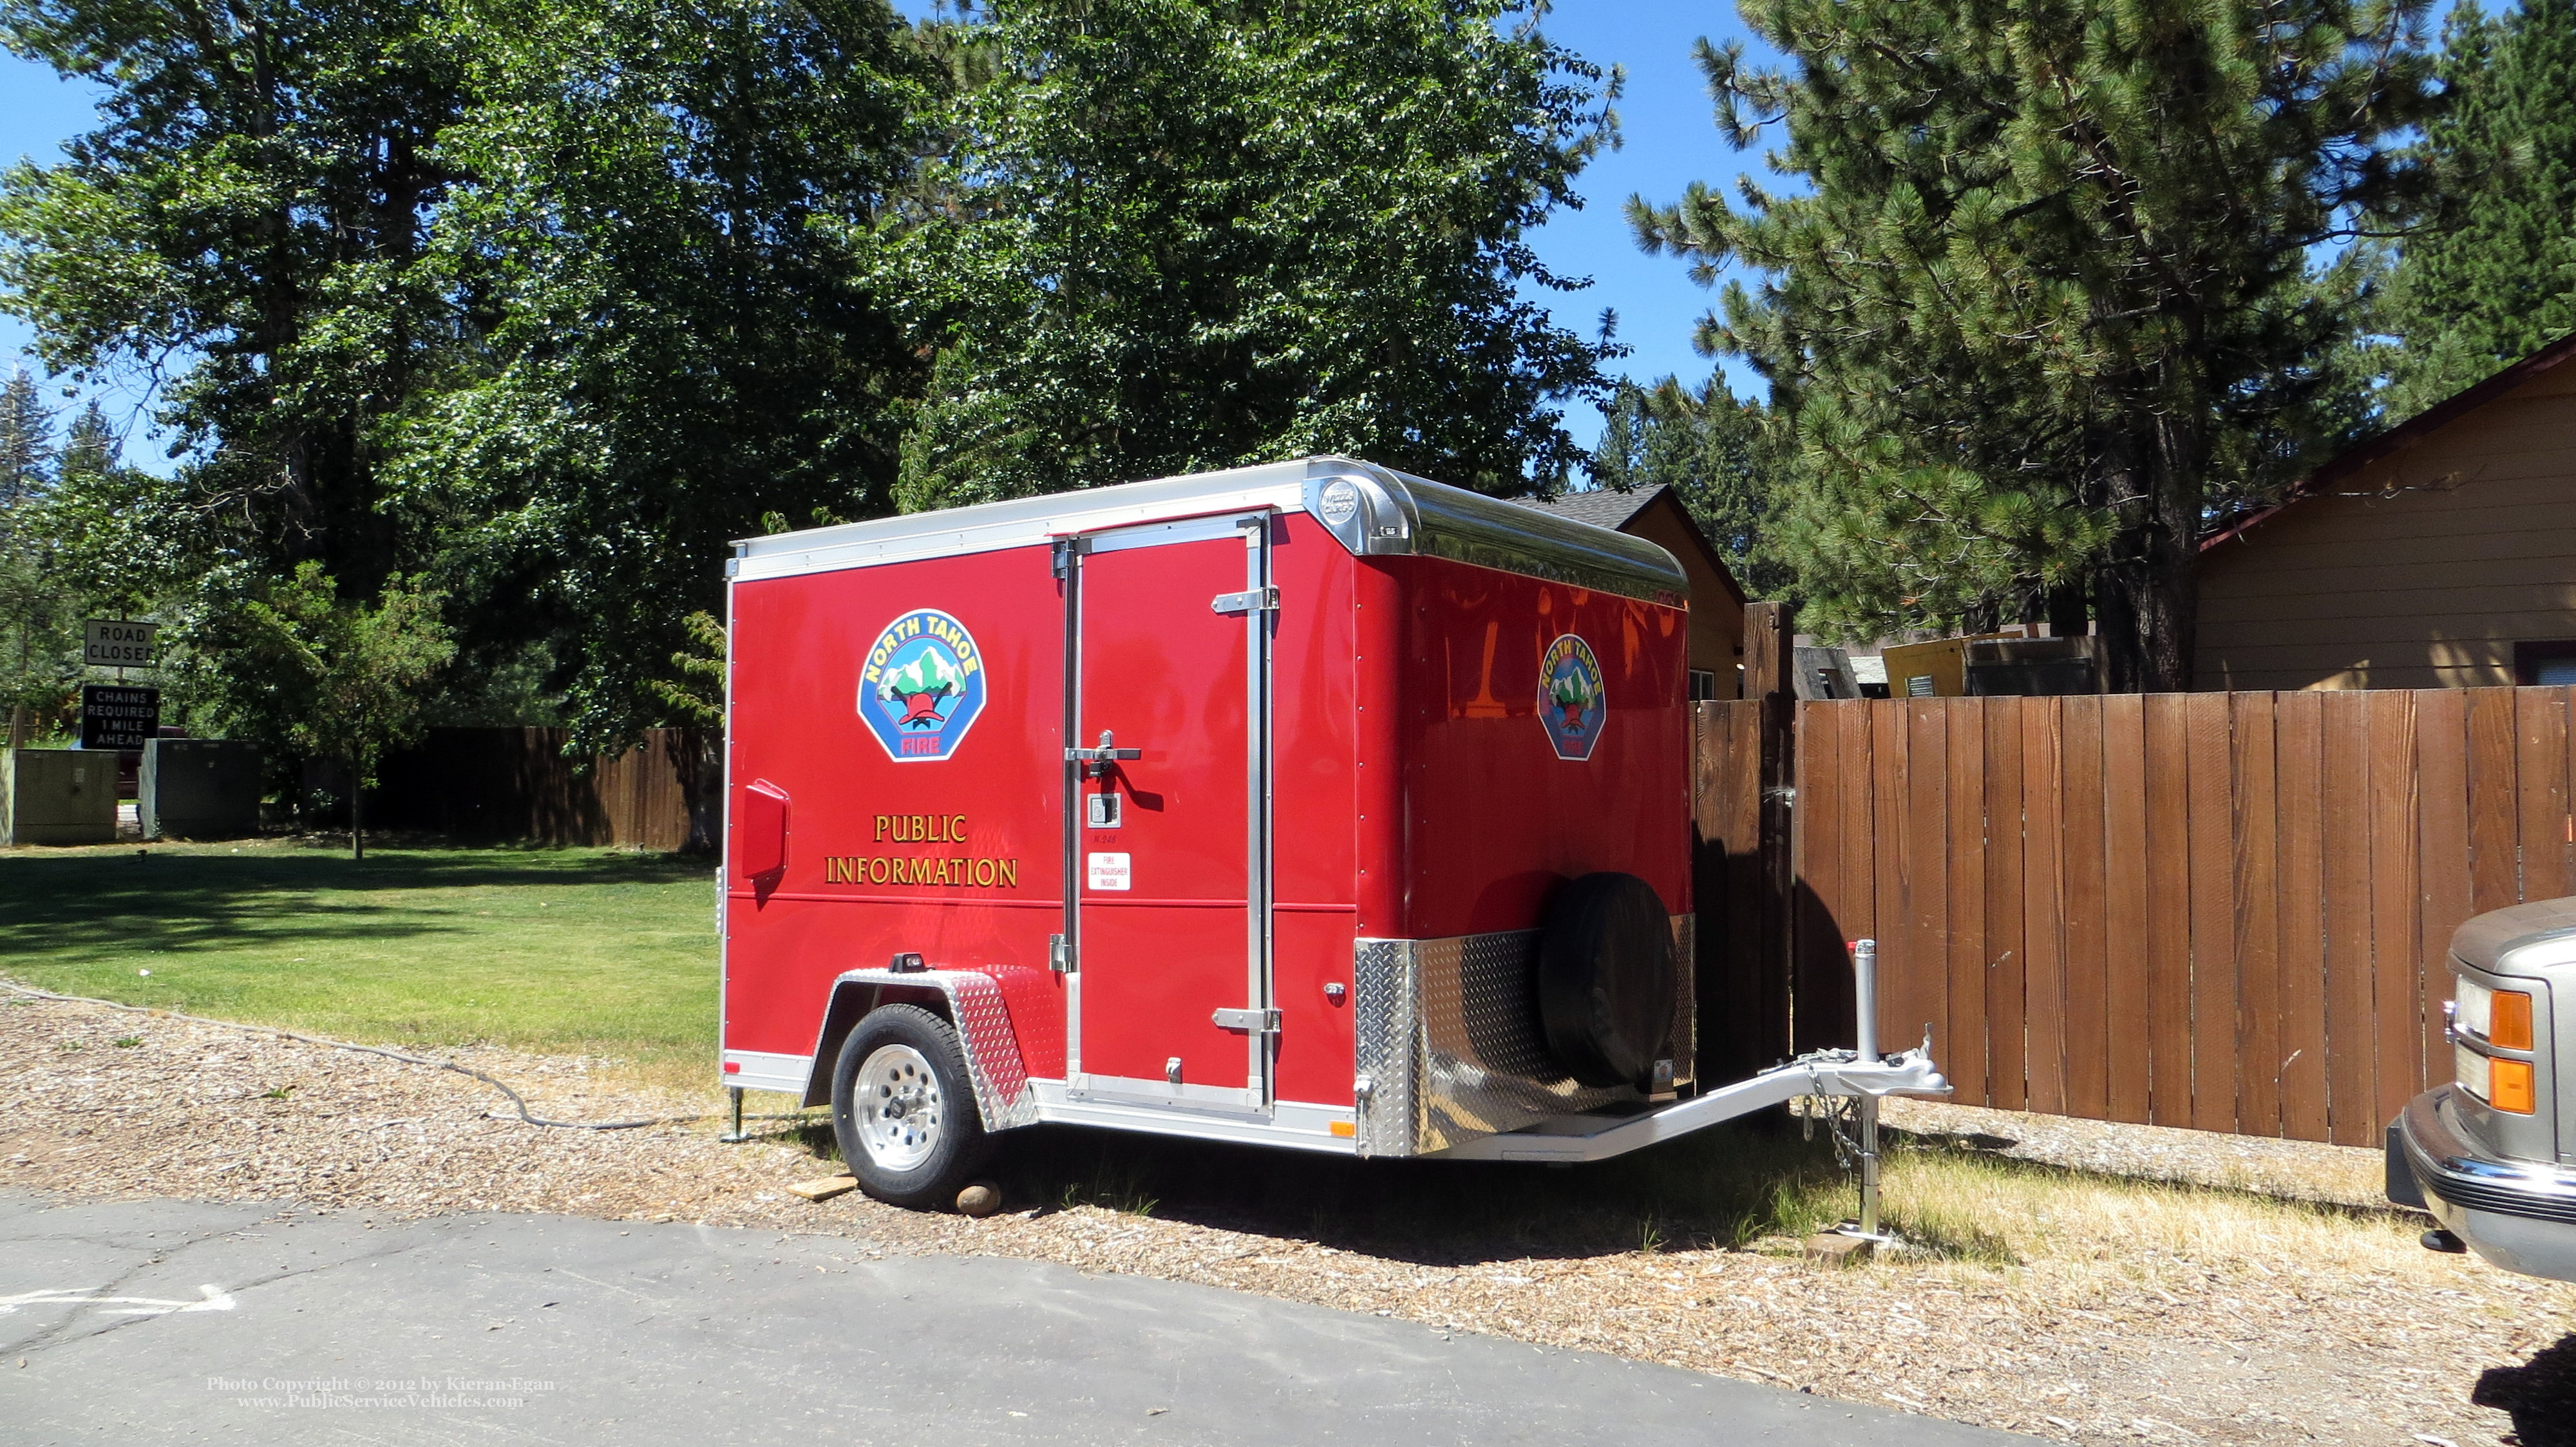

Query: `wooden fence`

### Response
(372, 728, 703, 851)
(1774, 686, 2576, 1146)
(1692, 701, 1786, 1081)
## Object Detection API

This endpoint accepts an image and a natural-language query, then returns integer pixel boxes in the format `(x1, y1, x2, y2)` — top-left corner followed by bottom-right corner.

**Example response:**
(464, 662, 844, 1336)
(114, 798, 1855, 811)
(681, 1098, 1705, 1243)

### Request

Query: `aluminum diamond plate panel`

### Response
(1352, 922, 1698, 1157)
(1352, 940, 1417, 1155)
(1414, 930, 1633, 1153)
(835, 969, 1037, 1131)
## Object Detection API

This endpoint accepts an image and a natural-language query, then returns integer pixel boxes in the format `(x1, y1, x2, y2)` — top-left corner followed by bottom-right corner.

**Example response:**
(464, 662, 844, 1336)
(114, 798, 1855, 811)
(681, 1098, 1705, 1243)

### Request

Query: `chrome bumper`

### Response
(2394, 1085, 2576, 1283)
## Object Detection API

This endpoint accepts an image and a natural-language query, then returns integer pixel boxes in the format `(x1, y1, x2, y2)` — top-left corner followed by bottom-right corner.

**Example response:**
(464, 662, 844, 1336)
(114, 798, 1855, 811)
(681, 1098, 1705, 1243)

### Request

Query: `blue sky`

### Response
(0, 1, 1774, 462)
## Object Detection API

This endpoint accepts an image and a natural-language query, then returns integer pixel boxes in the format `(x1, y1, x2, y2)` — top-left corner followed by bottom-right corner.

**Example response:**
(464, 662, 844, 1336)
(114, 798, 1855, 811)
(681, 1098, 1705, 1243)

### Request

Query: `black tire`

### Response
(1535, 871, 1676, 1089)
(830, 1004, 990, 1209)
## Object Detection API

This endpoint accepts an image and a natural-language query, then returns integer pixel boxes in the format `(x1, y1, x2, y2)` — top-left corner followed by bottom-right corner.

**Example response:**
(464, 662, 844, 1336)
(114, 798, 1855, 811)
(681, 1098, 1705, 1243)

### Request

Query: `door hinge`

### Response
(1050, 537, 1090, 579)
(1211, 587, 1280, 616)
(1211, 1007, 1282, 1034)
(1049, 933, 1074, 974)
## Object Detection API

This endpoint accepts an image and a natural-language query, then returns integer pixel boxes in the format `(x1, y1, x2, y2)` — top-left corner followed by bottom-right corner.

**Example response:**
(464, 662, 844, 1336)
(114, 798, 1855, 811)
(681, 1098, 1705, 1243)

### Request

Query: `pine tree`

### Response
(2380, 0, 2576, 413)
(0, 369, 48, 508)
(0, 369, 64, 743)
(1633, 0, 2443, 687)
(1589, 377, 1793, 598)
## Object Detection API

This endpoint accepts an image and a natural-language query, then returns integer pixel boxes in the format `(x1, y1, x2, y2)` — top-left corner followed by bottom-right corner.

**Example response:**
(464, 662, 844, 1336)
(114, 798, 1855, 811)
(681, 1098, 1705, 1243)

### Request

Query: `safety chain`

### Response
(1797, 1088, 1866, 1174)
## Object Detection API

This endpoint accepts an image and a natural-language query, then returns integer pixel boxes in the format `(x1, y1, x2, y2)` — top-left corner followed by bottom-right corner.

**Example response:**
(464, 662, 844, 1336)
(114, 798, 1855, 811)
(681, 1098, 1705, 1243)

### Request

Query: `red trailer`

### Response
(720, 457, 1944, 1207)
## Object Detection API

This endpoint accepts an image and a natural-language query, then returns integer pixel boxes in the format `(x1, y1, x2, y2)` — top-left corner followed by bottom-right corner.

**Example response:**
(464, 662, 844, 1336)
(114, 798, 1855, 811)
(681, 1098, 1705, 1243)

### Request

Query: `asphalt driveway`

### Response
(0, 1189, 2031, 1445)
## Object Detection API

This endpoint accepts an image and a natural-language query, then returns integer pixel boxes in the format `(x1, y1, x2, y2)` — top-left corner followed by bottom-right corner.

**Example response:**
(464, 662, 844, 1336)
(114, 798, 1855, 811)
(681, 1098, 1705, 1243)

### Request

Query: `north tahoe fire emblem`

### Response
(1538, 633, 1606, 761)
(859, 609, 987, 762)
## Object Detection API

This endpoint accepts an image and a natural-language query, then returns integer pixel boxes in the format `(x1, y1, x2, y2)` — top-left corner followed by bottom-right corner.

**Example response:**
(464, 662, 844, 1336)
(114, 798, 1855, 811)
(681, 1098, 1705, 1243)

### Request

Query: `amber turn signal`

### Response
(2490, 990, 2535, 1052)
(2491, 1057, 2538, 1115)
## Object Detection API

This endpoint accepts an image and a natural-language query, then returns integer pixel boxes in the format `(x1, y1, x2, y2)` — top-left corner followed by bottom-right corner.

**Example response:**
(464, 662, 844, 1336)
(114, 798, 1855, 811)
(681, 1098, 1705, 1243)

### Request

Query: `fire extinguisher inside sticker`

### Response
(1086, 853, 1132, 891)
(1539, 633, 1606, 761)
(858, 609, 989, 762)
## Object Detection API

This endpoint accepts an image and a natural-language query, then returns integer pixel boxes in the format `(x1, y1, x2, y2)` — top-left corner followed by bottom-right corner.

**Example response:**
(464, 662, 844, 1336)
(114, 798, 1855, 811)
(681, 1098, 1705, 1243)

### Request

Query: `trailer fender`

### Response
(804, 969, 1037, 1131)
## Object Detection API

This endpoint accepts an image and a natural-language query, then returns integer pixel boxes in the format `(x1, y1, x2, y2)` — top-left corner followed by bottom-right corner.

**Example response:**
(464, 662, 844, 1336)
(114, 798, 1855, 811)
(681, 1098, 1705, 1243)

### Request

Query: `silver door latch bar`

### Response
(1066, 729, 1142, 766)
(1210, 587, 1280, 615)
(1211, 1008, 1282, 1034)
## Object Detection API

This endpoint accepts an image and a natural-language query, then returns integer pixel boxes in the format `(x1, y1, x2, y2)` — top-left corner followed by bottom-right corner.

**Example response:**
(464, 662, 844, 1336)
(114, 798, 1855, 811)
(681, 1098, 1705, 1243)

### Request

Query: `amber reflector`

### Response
(2491, 1058, 2538, 1115)
(1329, 1121, 1356, 1139)
(2490, 990, 2535, 1052)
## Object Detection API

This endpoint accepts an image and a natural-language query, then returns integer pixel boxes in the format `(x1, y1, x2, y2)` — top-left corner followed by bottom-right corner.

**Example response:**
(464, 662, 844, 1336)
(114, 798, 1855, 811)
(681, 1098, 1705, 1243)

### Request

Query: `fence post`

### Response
(1747, 600, 1797, 1064)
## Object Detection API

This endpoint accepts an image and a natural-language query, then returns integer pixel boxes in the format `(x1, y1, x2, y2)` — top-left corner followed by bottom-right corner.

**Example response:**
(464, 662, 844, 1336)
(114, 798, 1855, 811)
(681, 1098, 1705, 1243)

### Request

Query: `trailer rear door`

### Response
(1066, 512, 1274, 1114)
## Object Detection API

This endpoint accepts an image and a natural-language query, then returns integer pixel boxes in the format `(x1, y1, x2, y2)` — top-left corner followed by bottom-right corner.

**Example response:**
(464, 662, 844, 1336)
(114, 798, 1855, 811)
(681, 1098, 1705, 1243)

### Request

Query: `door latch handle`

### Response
(1066, 728, 1143, 766)
(1212, 1008, 1282, 1034)
(1211, 587, 1279, 616)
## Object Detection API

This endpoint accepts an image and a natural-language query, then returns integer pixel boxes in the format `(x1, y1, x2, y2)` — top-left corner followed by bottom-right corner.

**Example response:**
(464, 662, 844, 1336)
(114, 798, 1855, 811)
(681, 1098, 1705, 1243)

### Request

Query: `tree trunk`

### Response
(2094, 415, 2202, 693)
(674, 726, 723, 856)
(350, 747, 365, 861)
(2045, 580, 2091, 639)
(2138, 413, 2202, 692)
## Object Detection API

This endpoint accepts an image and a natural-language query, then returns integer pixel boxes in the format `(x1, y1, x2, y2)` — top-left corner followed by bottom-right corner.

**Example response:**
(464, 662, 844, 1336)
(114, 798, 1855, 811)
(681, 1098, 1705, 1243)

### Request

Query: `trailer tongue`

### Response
(718, 456, 1946, 1211)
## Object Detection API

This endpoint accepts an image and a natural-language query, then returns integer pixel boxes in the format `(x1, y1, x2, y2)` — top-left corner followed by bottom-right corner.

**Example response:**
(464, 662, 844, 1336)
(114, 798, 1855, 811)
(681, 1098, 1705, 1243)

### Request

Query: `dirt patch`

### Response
(5, 992, 2571, 1445)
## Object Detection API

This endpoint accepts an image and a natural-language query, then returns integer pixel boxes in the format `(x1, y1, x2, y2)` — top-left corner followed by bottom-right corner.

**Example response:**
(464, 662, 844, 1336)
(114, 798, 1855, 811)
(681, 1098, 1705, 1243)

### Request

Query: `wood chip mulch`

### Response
(6, 992, 2571, 1447)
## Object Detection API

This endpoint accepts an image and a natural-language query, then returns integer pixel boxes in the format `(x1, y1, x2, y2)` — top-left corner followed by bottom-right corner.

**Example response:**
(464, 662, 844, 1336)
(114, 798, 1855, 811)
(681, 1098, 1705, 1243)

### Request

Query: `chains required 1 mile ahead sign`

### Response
(83, 619, 158, 668)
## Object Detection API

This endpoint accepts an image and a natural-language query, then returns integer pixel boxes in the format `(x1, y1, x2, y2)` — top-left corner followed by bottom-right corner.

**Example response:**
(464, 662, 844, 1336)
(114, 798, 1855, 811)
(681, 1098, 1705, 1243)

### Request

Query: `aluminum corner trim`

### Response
(1352, 939, 1419, 1157)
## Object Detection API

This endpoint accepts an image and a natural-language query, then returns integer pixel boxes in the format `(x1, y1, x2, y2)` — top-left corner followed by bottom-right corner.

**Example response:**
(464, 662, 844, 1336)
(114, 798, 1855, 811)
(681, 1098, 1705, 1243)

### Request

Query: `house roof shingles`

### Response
(1512, 486, 1662, 532)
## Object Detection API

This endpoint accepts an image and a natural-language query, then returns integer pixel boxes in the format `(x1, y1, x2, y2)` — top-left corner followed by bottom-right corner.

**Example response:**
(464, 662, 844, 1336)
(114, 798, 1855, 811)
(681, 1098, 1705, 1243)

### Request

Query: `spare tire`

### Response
(1536, 872, 1676, 1089)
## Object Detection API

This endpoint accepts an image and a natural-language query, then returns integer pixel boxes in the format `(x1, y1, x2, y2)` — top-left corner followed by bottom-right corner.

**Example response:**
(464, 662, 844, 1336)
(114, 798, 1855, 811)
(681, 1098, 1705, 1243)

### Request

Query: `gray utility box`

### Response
(142, 738, 263, 840)
(2, 748, 117, 846)
(1965, 636, 2099, 696)
(1792, 645, 1863, 700)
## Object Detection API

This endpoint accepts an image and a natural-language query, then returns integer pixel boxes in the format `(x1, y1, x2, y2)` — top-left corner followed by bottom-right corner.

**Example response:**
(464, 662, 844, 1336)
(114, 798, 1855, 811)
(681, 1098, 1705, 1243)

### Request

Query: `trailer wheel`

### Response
(830, 1005, 989, 1209)
(1536, 871, 1676, 1090)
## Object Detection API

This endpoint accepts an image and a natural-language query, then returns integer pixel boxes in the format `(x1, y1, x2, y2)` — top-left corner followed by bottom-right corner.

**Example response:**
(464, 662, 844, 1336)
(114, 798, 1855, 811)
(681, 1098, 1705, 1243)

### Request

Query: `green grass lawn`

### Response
(0, 838, 717, 1078)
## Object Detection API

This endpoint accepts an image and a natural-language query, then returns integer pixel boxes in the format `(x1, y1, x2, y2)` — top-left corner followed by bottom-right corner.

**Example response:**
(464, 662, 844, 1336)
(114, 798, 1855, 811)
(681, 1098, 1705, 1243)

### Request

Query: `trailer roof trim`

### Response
(730, 455, 1687, 606)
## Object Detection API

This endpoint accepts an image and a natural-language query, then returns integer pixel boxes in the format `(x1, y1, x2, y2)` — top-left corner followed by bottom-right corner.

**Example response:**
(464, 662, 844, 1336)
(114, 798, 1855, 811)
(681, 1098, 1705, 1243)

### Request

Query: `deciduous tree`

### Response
(385, 0, 942, 750)
(1, 0, 466, 597)
(896, 0, 1620, 506)
(225, 560, 455, 858)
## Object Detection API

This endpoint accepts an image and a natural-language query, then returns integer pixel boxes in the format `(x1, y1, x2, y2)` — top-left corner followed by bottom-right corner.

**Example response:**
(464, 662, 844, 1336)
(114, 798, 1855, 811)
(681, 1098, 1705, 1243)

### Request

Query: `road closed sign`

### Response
(83, 619, 158, 668)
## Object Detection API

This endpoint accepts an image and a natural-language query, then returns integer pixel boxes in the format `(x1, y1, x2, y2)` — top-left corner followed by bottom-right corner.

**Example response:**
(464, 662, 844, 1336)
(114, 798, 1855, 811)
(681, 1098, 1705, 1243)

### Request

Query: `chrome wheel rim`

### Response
(855, 1043, 943, 1172)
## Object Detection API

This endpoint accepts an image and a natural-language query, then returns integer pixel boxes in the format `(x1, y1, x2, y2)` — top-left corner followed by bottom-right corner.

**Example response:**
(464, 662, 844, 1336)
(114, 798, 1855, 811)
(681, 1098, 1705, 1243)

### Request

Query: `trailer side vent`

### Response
(738, 779, 790, 881)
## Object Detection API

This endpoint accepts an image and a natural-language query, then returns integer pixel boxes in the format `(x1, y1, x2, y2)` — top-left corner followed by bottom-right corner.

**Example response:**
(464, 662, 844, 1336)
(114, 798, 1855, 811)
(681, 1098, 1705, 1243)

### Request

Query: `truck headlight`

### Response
(2454, 977, 2535, 1051)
